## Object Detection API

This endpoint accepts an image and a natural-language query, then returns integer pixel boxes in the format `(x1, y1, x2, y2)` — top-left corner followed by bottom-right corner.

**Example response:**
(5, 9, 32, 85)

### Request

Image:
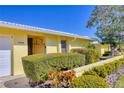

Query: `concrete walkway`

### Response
(0, 74, 27, 88)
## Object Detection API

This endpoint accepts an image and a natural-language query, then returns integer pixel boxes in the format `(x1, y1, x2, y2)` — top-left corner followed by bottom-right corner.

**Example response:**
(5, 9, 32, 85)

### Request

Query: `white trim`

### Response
(0, 21, 94, 41)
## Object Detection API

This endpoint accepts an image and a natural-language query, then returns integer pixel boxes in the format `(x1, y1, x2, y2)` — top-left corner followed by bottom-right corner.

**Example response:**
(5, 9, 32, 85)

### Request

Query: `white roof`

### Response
(0, 21, 94, 41)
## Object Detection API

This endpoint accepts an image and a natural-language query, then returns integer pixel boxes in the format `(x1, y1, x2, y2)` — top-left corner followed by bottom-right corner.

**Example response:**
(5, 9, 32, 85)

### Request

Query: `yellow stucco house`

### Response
(0, 21, 94, 77)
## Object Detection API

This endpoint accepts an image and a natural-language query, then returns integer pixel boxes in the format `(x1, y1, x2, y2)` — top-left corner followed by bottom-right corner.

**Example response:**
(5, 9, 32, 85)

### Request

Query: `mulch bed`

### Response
(34, 65, 124, 88)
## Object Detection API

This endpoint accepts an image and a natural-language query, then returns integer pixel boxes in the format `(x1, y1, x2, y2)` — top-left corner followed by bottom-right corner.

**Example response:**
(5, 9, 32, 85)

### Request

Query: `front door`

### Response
(0, 36, 11, 77)
(28, 38, 33, 55)
(28, 37, 45, 55)
(32, 38, 44, 54)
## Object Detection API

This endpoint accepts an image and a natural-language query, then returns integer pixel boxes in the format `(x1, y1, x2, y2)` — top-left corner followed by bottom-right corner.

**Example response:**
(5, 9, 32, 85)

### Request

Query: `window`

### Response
(61, 40, 67, 53)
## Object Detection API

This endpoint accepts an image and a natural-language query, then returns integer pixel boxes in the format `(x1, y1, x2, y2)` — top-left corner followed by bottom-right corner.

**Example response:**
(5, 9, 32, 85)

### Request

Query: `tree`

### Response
(87, 6, 124, 50)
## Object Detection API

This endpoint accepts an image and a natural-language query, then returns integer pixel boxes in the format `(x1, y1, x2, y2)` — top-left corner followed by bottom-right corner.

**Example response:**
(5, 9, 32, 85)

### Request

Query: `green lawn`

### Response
(115, 74, 124, 88)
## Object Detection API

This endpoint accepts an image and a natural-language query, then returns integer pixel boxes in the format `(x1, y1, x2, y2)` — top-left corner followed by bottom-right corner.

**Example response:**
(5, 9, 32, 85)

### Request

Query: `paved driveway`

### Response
(0, 75, 30, 88)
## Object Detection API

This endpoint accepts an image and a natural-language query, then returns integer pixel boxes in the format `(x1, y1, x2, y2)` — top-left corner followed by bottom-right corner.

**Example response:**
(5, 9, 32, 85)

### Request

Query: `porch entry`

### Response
(28, 37, 45, 55)
(61, 40, 67, 53)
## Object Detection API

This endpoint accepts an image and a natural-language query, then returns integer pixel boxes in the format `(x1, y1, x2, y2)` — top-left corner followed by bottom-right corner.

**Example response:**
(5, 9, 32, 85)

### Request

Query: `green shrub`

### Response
(119, 59, 124, 65)
(85, 49, 100, 64)
(83, 70, 99, 76)
(70, 48, 85, 54)
(104, 63, 115, 75)
(104, 61, 121, 75)
(22, 53, 85, 82)
(83, 58, 124, 78)
(71, 75, 109, 88)
(93, 66, 108, 78)
(71, 48, 100, 64)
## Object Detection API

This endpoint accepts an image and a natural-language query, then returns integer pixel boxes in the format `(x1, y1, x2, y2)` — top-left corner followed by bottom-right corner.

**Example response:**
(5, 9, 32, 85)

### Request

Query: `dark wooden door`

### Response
(28, 38, 33, 55)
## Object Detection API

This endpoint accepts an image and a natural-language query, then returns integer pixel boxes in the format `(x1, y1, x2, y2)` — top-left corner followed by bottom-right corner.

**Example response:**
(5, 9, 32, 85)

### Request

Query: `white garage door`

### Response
(0, 36, 11, 77)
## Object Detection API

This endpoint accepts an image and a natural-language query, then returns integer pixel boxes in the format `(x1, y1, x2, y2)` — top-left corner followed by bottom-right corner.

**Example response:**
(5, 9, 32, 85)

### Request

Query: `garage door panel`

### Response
(0, 37, 11, 77)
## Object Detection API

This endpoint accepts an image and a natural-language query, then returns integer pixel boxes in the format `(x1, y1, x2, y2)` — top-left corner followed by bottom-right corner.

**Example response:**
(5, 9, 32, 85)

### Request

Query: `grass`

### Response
(115, 74, 124, 88)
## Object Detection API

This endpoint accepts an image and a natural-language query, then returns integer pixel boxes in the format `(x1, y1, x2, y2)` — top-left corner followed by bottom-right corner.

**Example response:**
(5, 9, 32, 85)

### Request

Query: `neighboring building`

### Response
(96, 44, 111, 56)
(0, 21, 94, 77)
(91, 38, 111, 56)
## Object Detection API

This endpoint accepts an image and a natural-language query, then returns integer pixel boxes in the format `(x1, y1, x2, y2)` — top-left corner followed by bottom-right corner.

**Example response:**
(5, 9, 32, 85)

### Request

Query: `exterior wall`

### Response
(57, 38, 61, 53)
(96, 44, 111, 56)
(100, 47, 110, 55)
(69, 41, 82, 49)
(45, 38, 58, 53)
(0, 28, 28, 75)
(57, 37, 90, 53)
(0, 27, 93, 76)
(69, 39, 86, 51)
(13, 34, 28, 75)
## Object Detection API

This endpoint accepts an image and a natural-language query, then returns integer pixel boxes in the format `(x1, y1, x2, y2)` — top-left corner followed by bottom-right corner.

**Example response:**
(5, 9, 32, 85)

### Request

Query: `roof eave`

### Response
(0, 21, 94, 41)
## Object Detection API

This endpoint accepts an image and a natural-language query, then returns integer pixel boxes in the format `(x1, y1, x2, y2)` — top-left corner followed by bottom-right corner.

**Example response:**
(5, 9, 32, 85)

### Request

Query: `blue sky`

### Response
(0, 5, 96, 38)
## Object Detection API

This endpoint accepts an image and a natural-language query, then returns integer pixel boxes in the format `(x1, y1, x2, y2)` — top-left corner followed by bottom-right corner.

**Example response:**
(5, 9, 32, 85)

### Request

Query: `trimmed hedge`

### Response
(93, 66, 108, 78)
(83, 58, 124, 78)
(71, 48, 86, 54)
(71, 48, 100, 64)
(82, 70, 98, 76)
(22, 53, 85, 82)
(85, 49, 100, 64)
(71, 75, 109, 88)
